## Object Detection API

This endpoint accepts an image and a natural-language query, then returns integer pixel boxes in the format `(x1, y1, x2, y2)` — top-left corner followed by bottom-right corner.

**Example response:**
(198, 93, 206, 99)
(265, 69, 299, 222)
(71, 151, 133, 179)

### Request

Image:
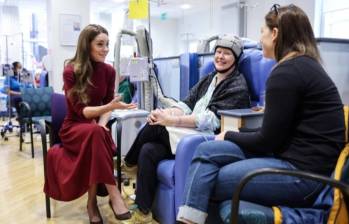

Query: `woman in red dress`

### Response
(44, 24, 136, 224)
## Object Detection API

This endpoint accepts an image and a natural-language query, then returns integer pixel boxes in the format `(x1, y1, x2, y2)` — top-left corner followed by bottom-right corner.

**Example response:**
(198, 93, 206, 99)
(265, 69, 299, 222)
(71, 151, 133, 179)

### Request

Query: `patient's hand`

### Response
(148, 109, 176, 126)
(215, 131, 226, 141)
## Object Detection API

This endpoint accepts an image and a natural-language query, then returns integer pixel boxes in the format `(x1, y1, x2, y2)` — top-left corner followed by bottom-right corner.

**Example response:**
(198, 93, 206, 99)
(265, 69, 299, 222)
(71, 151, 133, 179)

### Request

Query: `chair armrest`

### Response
(38, 119, 53, 218)
(107, 117, 122, 191)
(230, 168, 349, 224)
(106, 118, 116, 130)
(37, 119, 48, 153)
(18, 101, 32, 119)
(174, 134, 215, 214)
(38, 119, 49, 178)
(218, 109, 264, 132)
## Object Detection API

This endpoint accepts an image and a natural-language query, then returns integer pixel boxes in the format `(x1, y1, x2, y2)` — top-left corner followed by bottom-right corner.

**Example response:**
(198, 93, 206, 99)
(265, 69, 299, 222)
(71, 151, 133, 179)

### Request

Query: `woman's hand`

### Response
(148, 109, 176, 126)
(99, 124, 110, 131)
(91, 119, 109, 131)
(215, 131, 226, 141)
(108, 96, 137, 110)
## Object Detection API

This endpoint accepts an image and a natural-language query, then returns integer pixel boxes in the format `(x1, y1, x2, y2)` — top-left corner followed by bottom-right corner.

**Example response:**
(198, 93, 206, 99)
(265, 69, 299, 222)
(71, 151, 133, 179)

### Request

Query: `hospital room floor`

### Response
(0, 122, 158, 224)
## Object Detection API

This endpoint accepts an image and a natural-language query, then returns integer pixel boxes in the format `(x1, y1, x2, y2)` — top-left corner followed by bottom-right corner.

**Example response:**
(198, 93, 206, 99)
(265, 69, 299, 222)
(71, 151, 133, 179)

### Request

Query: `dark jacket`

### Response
(182, 68, 250, 121)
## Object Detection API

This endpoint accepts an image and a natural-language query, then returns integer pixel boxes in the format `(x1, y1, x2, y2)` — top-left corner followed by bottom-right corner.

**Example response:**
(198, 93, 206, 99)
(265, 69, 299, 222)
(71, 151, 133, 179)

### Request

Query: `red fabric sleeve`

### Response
(102, 65, 116, 105)
(63, 66, 86, 118)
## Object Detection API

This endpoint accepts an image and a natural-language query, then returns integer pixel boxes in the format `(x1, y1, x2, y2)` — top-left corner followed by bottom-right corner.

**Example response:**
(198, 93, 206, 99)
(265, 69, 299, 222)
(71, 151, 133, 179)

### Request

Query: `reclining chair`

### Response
(152, 48, 276, 224)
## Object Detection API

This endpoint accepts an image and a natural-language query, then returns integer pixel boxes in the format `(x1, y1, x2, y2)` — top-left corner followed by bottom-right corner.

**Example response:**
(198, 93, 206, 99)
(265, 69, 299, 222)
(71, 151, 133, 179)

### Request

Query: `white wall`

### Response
(0, 5, 20, 35)
(246, 0, 316, 41)
(44, 0, 317, 91)
(146, 0, 316, 57)
(97, 9, 178, 59)
(46, 0, 90, 92)
(0, 5, 21, 64)
(151, 18, 178, 58)
(176, 0, 239, 55)
(91, 11, 116, 62)
(0, 1, 47, 69)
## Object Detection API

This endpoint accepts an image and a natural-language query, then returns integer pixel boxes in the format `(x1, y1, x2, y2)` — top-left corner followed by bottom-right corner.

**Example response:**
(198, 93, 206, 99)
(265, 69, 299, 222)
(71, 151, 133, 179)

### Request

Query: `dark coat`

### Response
(182, 67, 250, 125)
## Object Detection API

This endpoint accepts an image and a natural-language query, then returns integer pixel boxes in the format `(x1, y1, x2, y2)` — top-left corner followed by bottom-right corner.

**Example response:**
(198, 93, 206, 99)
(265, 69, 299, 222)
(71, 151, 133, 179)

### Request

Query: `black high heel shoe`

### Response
(108, 200, 132, 220)
(87, 205, 103, 224)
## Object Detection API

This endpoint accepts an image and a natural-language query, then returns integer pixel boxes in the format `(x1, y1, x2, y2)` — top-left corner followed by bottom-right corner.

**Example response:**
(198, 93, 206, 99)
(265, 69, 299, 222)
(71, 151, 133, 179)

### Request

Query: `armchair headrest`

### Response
(199, 49, 276, 106)
(239, 49, 276, 104)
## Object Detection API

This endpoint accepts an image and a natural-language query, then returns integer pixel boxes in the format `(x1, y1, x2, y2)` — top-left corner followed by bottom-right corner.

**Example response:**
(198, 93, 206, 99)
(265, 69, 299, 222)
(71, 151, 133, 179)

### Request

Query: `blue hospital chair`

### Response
(153, 77, 349, 223)
(152, 49, 276, 224)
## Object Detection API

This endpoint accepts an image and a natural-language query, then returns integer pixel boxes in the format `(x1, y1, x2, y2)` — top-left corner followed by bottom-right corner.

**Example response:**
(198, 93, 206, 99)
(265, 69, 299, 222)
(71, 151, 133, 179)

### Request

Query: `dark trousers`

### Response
(10, 95, 22, 116)
(124, 124, 174, 212)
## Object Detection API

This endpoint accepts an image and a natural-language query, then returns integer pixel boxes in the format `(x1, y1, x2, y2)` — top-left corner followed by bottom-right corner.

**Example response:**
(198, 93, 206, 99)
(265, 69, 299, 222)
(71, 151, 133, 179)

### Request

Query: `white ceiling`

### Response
(90, 0, 217, 18)
(0, 0, 226, 18)
(0, 0, 46, 11)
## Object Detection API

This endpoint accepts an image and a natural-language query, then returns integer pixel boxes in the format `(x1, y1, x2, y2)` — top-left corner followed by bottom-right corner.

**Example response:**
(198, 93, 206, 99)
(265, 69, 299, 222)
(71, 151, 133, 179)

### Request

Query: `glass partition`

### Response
(317, 38, 349, 104)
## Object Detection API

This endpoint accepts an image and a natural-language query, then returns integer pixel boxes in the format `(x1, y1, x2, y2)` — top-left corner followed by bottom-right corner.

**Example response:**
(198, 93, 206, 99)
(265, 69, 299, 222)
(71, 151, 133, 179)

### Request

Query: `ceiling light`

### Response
(180, 4, 192, 10)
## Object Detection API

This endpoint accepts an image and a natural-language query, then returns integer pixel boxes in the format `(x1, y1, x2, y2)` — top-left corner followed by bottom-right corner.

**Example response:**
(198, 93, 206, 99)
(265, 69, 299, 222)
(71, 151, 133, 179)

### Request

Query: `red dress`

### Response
(44, 62, 116, 201)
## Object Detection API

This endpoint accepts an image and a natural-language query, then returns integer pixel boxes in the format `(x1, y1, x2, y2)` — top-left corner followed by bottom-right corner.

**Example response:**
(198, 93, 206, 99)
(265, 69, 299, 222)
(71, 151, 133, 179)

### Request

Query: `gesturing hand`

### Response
(108, 96, 137, 110)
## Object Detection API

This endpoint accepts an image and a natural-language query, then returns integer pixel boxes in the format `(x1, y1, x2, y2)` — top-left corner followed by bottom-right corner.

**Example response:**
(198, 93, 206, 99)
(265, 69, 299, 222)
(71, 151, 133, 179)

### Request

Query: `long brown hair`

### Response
(66, 24, 108, 104)
(265, 4, 321, 62)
